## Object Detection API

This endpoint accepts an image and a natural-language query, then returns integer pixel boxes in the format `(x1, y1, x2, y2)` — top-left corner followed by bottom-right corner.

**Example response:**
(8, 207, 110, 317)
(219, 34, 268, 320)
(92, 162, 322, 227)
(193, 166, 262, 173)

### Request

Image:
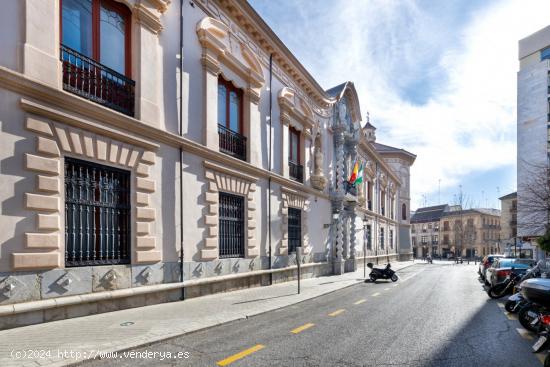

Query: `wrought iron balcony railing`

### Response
(60, 45, 135, 117)
(218, 124, 247, 161)
(289, 160, 304, 183)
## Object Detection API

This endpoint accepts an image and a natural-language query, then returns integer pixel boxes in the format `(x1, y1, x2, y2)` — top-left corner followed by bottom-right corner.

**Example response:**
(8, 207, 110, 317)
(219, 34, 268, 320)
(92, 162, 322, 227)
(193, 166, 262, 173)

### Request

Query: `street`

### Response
(83, 263, 544, 366)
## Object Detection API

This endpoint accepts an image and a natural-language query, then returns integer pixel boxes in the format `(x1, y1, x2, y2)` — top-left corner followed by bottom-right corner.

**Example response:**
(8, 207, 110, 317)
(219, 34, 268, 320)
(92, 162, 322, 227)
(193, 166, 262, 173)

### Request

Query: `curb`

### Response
(64, 262, 417, 366)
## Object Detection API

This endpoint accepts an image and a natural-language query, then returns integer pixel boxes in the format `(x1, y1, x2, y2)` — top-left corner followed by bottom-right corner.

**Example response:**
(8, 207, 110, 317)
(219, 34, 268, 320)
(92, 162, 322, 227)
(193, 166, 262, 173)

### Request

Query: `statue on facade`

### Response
(311, 134, 327, 190)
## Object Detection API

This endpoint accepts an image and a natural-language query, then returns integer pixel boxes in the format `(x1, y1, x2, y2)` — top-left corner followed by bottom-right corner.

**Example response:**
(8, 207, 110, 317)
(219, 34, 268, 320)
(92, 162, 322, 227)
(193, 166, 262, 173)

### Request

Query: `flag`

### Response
(355, 163, 364, 185)
(349, 160, 359, 184)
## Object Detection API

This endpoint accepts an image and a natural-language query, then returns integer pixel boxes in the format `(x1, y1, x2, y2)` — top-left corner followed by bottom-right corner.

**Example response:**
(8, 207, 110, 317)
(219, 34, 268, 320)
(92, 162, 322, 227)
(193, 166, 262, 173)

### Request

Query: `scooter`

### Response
(366, 263, 398, 282)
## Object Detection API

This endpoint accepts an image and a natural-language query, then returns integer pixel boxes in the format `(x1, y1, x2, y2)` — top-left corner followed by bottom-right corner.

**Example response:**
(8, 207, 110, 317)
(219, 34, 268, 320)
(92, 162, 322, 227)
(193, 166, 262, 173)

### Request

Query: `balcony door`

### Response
(61, 0, 131, 77)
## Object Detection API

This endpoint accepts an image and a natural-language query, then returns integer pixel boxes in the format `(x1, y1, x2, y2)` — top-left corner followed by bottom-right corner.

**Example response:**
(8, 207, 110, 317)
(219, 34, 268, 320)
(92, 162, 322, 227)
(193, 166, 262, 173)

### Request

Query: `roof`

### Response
(364, 121, 376, 130)
(499, 192, 517, 201)
(325, 82, 348, 98)
(373, 142, 417, 160)
(442, 208, 501, 217)
(411, 205, 449, 223)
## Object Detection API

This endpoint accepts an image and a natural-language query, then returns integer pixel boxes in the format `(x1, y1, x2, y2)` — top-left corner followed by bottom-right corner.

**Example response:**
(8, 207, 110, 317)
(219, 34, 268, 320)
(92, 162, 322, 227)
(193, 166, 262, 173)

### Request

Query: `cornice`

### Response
(358, 140, 401, 185)
(0, 66, 330, 201)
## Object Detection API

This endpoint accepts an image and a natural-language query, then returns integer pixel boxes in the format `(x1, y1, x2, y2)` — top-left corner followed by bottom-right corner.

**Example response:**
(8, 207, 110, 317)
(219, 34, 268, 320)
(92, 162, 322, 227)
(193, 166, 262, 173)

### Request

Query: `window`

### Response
(288, 208, 302, 253)
(366, 224, 372, 250)
(432, 235, 439, 244)
(390, 229, 394, 249)
(421, 236, 428, 244)
(367, 182, 373, 210)
(219, 193, 245, 258)
(542, 46, 550, 61)
(380, 228, 385, 249)
(60, 0, 134, 116)
(61, 0, 131, 75)
(218, 77, 246, 160)
(380, 191, 386, 216)
(288, 127, 303, 182)
(402, 203, 407, 220)
(65, 158, 131, 266)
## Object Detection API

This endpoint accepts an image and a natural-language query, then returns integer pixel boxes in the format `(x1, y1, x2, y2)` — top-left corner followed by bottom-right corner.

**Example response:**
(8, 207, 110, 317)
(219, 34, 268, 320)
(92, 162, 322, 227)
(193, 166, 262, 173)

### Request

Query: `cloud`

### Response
(250, 0, 550, 208)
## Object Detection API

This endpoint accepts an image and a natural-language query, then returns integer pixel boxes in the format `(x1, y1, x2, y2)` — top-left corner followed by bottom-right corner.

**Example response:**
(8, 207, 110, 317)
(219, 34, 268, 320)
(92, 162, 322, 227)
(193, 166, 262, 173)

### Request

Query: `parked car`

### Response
(479, 254, 504, 282)
(485, 258, 536, 287)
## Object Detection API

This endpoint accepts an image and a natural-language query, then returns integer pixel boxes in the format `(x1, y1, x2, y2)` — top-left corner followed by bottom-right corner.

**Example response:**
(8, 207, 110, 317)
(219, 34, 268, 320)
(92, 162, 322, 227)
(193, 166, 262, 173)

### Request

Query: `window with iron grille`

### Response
(219, 192, 245, 258)
(380, 228, 385, 249)
(366, 224, 372, 250)
(390, 229, 394, 249)
(65, 158, 131, 267)
(288, 208, 302, 253)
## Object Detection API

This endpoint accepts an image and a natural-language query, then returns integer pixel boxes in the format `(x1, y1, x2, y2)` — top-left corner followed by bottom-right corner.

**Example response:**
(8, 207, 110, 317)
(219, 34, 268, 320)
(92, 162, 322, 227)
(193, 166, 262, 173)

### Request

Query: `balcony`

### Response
(289, 160, 304, 183)
(60, 45, 135, 117)
(218, 124, 247, 161)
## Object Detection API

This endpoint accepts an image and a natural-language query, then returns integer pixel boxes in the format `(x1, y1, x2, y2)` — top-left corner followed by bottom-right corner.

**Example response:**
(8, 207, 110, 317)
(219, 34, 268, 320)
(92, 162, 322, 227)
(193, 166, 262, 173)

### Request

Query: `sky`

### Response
(249, 0, 550, 211)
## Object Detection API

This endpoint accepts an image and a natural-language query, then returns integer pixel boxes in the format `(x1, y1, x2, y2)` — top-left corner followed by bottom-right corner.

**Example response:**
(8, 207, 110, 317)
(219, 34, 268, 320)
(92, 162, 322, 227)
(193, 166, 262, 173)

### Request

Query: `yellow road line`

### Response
(505, 312, 518, 321)
(354, 299, 366, 305)
(372, 292, 381, 297)
(216, 344, 265, 366)
(328, 309, 346, 317)
(291, 322, 315, 334)
(516, 328, 534, 340)
(536, 352, 547, 365)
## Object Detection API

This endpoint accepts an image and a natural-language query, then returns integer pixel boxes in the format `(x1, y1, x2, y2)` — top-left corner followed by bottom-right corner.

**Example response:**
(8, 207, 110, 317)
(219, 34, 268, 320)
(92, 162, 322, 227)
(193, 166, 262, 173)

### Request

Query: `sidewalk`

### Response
(0, 261, 415, 367)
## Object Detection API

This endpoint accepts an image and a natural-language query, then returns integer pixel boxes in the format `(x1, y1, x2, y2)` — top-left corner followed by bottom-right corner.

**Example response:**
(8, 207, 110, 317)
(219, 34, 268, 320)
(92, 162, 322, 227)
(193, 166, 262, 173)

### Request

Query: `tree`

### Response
(452, 185, 472, 259)
(518, 160, 550, 240)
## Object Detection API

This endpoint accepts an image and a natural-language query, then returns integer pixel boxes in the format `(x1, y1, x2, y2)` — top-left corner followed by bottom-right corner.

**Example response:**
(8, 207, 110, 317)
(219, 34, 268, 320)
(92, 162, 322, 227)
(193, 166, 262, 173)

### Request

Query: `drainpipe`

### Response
(179, 0, 185, 300)
(268, 53, 273, 285)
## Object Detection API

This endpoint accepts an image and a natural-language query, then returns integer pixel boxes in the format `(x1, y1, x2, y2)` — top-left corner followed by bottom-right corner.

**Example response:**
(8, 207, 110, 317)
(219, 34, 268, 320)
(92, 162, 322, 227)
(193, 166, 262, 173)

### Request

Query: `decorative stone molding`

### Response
(196, 16, 265, 89)
(278, 87, 314, 135)
(202, 160, 259, 260)
(279, 187, 310, 256)
(311, 133, 327, 191)
(14, 115, 160, 270)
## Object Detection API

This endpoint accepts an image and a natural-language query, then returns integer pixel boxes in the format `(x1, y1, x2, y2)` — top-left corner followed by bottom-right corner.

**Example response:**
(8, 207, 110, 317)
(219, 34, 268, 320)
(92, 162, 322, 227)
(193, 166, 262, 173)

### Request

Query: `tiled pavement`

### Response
(0, 261, 416, 367)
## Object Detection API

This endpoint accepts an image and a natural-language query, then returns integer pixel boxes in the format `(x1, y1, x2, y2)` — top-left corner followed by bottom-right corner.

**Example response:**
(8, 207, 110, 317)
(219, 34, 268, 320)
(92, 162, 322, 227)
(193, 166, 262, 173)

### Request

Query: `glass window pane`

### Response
(100, 3, 126, 74)
(229, 91, 240, 132)
(218, 84, 227, 126)
(62, 0, 93, 57)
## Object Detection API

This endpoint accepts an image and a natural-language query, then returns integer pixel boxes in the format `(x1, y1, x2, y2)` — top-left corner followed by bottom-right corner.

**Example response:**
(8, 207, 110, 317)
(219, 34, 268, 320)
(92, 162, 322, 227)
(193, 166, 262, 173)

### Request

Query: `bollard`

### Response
(296, 246, 302, 294)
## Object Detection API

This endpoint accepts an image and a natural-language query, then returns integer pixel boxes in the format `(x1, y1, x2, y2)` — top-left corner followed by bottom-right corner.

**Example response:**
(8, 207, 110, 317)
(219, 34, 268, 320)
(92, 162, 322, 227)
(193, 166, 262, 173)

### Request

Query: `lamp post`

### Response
(363, 215, 369, 279)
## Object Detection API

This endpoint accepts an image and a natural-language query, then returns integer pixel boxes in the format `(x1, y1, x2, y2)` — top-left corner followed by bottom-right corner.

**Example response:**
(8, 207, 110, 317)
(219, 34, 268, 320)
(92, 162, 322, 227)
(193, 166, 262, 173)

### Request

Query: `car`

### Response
(485, 258, 536, 287)
(479, 254, 504, 282)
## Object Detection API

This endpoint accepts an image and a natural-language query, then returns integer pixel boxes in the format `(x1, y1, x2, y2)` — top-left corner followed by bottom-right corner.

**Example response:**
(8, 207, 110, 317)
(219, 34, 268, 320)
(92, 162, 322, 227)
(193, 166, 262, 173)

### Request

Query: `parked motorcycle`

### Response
(487, 271, 522, 299)
(518, 278, 550, 332)
(505, 262, 542, 312)
(366, 263, 398, 282)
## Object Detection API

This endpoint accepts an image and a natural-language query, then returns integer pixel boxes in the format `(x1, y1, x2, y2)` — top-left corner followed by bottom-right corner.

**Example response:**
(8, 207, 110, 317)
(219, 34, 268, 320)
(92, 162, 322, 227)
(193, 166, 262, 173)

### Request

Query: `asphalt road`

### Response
(84, 263, 545, 367)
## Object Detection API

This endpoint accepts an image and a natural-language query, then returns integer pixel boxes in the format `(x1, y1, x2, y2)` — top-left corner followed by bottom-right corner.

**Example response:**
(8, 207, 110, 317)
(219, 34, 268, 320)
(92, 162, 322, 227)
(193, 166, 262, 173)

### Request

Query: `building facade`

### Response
(517, 25, 550, 260)
(0, 0, 415, 328)
(412, 205, 501, 258)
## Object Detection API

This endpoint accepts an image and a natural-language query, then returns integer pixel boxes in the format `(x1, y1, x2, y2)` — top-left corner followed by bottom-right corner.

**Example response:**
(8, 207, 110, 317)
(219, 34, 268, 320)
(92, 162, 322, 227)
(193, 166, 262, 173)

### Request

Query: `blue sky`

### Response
(249, 0, 550, 210)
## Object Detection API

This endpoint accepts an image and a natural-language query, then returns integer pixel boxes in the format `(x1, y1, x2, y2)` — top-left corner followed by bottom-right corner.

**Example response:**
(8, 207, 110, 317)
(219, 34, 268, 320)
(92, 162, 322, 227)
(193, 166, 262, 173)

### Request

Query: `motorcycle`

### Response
(487, 271, 522, 299)
(518, 278, 550, 332)
(505, 262, 542, 312)
(366, 263, 398, 282)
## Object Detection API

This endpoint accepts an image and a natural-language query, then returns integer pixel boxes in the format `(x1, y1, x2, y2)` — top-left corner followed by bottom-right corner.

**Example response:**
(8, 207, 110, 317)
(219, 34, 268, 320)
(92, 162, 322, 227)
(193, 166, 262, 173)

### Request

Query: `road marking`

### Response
(354, 299, 366, 305)
(497, 303, 505, 308)
(371, 292, 381, 297)
(384, 287, 390, 291)
(516, 328, 534, 340)
(393, 284, 399, 287)
(328, 309, 346, 317)
(504, 312, 518, 321)
(291, 323, 315, 334)
(216, 344, 265, 366)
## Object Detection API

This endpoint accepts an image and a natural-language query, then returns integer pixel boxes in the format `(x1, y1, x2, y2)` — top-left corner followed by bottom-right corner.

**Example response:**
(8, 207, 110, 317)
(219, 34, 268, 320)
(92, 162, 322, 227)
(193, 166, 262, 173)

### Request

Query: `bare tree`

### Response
(452, 185, 472, 259)
(517, 160, 550, 237)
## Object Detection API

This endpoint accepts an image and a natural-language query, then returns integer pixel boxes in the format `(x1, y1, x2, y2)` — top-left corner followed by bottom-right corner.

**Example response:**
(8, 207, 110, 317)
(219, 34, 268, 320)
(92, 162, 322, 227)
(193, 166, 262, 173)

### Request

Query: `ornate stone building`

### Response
(0, 0, 415, 328)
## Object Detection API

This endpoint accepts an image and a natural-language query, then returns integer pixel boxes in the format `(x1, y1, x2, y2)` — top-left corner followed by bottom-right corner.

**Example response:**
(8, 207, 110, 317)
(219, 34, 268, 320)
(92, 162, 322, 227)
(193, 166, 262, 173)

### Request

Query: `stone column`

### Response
(247, 88, 261, 166)
(303, 136, 312, 185)
(23, 0, 59, 87)
(332, 123, 345, 275)
(342, 213, 349, 259)
(350, 206, 357, 259)
(201, 50, 220, 150)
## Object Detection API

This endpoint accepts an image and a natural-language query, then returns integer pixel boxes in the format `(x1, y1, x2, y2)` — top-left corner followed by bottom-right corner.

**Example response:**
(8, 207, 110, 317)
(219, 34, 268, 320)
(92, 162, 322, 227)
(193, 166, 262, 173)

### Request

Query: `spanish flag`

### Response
(349, 161, 359, 184)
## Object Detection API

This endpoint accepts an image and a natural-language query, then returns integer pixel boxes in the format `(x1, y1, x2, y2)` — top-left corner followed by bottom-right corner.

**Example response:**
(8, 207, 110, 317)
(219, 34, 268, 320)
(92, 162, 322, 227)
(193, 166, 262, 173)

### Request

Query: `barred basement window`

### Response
(288, 208, 302, 253)
(65, 158, 131, 267)
(219, 192, 245, 258)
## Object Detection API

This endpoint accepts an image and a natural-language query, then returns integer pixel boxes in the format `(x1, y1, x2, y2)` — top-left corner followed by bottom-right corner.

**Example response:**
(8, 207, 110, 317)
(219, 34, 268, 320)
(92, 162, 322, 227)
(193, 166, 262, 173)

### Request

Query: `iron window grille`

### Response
(380, 228, 385, 249)
(219, 192, 245, 258)
(289, 161, 304, 183)
(65, 158, 131, 267)
(60, 45, 135, 116)
(366, 224, 372, 250)
(288, 208, 302, 253)
(218, 124, 247, 161)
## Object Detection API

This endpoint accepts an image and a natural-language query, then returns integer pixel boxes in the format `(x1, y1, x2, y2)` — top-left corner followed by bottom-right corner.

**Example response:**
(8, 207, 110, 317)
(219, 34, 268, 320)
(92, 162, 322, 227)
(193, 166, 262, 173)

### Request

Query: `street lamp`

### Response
(363, 215, 369, 279)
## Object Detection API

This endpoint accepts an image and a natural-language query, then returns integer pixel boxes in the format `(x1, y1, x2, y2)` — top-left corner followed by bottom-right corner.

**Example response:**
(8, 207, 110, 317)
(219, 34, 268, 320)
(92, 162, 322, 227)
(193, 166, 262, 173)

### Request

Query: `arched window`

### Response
(402, 203, 407, 220)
